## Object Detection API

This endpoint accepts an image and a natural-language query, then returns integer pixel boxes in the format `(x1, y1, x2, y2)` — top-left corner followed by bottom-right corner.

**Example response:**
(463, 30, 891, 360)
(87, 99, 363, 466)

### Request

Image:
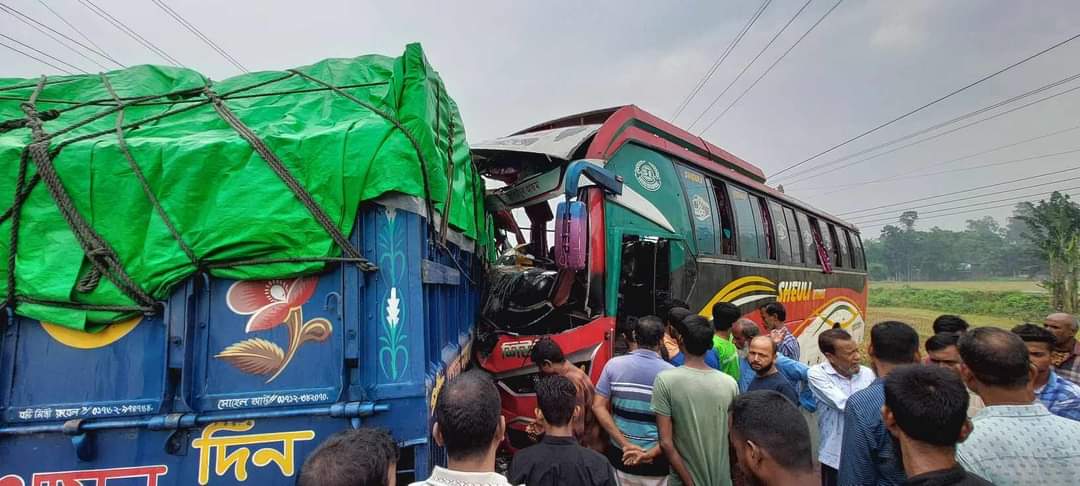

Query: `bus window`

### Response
(847, 230, 865, 270)
(729, 187, 762, 259)
(755, 196, 775, 260)
(830, 223, 847, 267)
(796, 212, 816, 265)
(814, 219, 832, 265)
(678, 165, 717, 255)
(768, 200, 793, 263)
(712, 180, 736, 255)
(783, 207, 804, 263)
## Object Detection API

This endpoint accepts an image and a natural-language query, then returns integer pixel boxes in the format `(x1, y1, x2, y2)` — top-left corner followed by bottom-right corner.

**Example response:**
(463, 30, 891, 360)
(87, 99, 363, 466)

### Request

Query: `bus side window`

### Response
(768, 200, 793, 263)
(729, 187, 761, 259)
(796, 212, 816, 265)
(712, 180, 736, 255)
(678, 165, 718, 255)
(814, 219, 832, 265)
(829, 223, 846, 267)
(754, 195, 775, 260)
(782, 206, 803, 264)
(847, 230, 865, 270)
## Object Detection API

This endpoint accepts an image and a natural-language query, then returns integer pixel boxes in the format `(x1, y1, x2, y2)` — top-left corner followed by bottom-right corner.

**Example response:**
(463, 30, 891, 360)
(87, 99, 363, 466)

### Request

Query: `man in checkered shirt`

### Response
(1045, 313, 1080, 386)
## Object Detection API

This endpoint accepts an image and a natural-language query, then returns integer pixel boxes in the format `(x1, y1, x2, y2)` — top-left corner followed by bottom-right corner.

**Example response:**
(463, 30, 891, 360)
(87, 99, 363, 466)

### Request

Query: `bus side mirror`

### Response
(555, 201, 587, 271)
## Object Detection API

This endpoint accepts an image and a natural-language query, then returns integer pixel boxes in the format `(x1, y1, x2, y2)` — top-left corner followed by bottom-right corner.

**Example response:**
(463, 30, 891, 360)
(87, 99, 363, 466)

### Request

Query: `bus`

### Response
(471, 105, 868, 451)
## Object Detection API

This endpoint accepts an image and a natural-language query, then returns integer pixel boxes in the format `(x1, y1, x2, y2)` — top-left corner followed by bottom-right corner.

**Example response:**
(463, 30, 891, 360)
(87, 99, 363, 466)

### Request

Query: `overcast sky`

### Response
(4, 0, 1080, 237)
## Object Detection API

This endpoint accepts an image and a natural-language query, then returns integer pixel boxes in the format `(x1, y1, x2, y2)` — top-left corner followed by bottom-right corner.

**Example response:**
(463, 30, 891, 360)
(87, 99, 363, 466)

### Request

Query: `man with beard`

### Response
(746, 335, 798, 405)
(734, 320, 816, 412)
(729, 391, 817, 486)
(1045, 312, 1080, 385)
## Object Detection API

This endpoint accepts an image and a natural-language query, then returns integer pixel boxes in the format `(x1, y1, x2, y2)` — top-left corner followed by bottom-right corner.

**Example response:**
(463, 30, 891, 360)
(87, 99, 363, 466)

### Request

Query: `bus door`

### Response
(615, 234, 697, 337)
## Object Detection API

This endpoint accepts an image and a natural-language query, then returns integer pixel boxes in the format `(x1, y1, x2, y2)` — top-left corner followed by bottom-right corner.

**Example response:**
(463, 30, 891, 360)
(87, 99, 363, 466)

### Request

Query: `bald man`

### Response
(747, 336, 799, 405)
(1045, 313, 1080, 385)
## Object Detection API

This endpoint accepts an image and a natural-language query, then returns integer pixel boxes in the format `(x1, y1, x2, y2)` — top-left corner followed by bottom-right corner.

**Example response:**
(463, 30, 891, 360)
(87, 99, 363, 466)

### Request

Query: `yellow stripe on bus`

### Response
(698, 276, 775, 316)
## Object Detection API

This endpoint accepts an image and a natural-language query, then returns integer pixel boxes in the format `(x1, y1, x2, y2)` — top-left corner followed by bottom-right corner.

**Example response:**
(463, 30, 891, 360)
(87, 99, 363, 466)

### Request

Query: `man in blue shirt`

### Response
(734, 319, 816, 412)
(592, 315, 674, 485)
(746, 335, 799, 405)
(838, 321, 919, 486)
(1012, 324, 1080, 421)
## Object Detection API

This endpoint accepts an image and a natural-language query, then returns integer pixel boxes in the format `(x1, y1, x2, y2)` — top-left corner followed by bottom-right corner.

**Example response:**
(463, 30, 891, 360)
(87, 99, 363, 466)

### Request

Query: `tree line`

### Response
(863, 191, 1080, 312)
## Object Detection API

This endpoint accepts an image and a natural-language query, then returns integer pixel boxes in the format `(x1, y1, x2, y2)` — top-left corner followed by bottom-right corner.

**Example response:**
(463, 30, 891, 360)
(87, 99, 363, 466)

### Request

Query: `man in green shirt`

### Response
(653, 315, 740, 486)
(712, 302, 742, 382)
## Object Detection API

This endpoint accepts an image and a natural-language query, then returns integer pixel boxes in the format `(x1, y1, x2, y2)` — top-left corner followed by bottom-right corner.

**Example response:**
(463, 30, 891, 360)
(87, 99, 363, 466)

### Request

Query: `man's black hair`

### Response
(298, 428, 399, 486)
(1012, 323, 1056, 350)
(729, 391, 813, 472)
(762, 302, 787, 321)
(666, 307, 693, 330)
(818, 328, 852, 356)
(870, 321, 920, 364)
(958, 327, 1031, 389)
(712, 302, 741, 332)
(884, 365, 969, 446)
(925, 332, 960, 353)
(529, 336, 565, 365)
(434, 371, 502, 461)
(932, 315, 969, 334)
(536, 375, 577, 427)
(660, 299, 690, 317)
(635, 315, 665, 348)
(681, 315, 715, 357)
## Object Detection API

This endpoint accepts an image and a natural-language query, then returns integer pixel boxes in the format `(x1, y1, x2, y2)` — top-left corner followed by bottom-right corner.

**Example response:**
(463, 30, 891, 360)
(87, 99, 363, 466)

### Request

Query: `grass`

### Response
(871, 280, 1045, 293)
(866, 306, 1019, 338)
(869, 285, 1052, 322)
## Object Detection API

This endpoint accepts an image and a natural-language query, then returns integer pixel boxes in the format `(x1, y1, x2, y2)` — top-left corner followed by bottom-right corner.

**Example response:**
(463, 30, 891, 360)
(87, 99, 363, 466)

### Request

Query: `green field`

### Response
(865, 280, 1048, 345)
(871, 280, 1045, 293)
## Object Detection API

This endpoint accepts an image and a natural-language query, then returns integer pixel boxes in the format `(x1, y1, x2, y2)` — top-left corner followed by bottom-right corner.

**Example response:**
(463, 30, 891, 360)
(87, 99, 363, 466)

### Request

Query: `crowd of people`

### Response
(295, 303, 1080, 486)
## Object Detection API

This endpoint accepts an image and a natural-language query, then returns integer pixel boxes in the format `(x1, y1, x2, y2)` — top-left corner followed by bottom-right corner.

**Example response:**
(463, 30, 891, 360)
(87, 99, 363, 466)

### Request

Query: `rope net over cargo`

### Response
(0, 43, 490, 330)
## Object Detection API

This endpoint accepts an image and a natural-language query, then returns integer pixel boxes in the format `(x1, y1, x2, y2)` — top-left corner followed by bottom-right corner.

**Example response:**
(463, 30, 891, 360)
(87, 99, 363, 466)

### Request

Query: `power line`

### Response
(769, 31, 1080, 179)
(38, 0, 124, 68)
(848, 175, 1080, 221)
(152, 0, 247, 72)
(0, 2, 109, 70)
(779, 71, 1080, 184)
(0, 33, 87, 74)
(699, 0, 845, 135)
(838, 165, 1080, 217)
(858, 195, 1078, 231)
(825, 124, 1080, 190)
(850, 182, 1080, 225)
(781, 78, 1080, 186)
(78, 0, 184, 67)
(835, 147, 1080, 192)
(0, 39, 73, 74)
(687, 0, 815, 131)
(671, 0, 773, 120)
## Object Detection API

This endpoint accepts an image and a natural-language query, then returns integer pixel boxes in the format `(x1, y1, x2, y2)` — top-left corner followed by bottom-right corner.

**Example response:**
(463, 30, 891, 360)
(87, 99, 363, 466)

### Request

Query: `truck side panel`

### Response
(0, 196, 481, 485)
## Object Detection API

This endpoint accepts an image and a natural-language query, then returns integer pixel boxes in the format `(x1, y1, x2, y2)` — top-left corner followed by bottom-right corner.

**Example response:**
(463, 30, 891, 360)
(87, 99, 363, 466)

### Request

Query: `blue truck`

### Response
(0, 45, 485, 485)
(0, 194, 480, 485)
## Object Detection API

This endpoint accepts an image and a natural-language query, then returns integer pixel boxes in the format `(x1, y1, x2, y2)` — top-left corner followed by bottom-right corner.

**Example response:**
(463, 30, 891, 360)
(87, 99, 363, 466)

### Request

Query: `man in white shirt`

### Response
(411, 372, 515, 486)
(807, 328, 875, 486)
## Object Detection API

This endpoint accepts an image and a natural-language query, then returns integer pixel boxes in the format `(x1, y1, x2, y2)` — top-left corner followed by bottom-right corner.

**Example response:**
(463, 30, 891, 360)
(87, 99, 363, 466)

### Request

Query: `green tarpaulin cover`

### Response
(0, 43, 488, 330)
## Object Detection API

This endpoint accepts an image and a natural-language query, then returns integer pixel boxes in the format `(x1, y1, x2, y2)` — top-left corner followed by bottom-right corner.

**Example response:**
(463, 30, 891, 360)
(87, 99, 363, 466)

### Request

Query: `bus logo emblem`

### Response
(691, 194, 711, 221)
(634, 160, 662, 192)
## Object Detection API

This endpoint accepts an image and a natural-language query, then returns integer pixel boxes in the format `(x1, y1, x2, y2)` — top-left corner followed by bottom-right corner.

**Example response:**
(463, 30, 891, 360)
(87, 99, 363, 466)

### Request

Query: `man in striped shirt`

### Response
(593, 315, 674, 486)
(761, 302, 799, 361)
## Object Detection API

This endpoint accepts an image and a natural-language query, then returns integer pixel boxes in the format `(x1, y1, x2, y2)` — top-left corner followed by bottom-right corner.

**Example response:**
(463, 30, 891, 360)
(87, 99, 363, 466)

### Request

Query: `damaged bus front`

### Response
(471, 106, 869, 452)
